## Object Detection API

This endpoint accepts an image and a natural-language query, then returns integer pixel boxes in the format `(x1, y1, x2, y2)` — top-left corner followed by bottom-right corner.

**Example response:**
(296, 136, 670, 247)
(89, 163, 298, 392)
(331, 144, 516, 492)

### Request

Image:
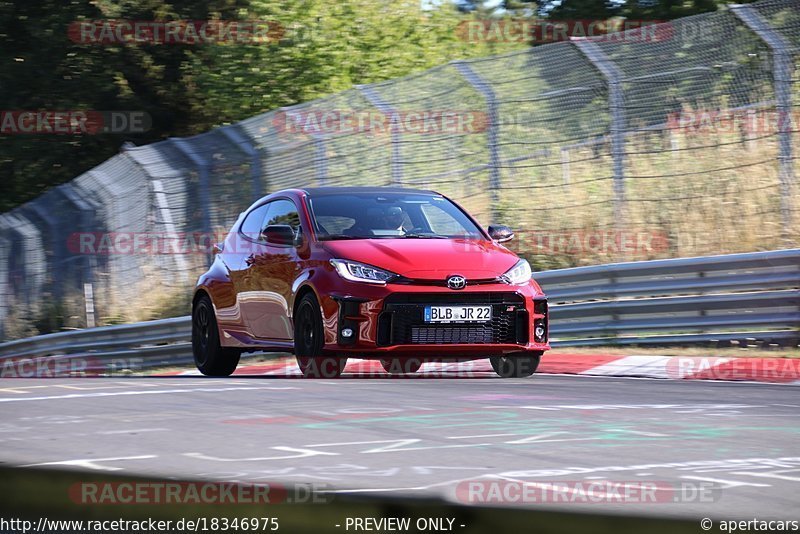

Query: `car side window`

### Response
(262, 199, 301, 235)
(239, 204, 269, 241)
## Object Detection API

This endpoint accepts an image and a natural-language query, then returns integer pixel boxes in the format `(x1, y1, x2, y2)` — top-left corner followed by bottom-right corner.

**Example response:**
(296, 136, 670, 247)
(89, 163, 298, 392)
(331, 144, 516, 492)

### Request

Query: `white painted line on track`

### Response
(22, 455, 157, 471)
(446, 433, 516, 440)
(679, 475, 771, 488)
(184, 448, 339, 462)
(0, 385, 50, 394)
(730, 471, 800, 482)
(97, 428, 169, 435)
(317, 475, 498, 494)
(0, 385, 298, 403)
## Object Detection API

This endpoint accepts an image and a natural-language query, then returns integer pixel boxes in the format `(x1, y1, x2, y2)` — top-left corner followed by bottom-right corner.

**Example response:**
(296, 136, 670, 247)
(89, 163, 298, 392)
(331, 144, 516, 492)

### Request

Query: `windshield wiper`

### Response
(401, 233, 448, 239)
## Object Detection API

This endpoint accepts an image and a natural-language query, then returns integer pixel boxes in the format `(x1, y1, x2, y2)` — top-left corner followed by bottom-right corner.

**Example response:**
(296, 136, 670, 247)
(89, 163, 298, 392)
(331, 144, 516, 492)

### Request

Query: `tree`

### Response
(1, 0, 521, 212)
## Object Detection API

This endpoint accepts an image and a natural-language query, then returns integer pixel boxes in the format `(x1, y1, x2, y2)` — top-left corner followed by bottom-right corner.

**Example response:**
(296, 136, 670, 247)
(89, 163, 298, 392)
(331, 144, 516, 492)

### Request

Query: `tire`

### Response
(380, 358, 422, 375)
(192, 294, 241, 377)
(490, 351, 542, 378)
(294, 293, 347, 378)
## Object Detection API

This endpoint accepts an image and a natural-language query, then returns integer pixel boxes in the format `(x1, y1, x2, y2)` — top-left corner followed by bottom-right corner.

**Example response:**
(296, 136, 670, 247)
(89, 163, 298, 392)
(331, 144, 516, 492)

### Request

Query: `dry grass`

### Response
(501, 122, 798, 270)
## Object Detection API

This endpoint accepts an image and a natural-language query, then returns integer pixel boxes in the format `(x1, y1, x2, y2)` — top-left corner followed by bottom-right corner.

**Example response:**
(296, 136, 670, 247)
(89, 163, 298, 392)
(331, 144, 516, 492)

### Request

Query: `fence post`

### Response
(454, 61, 501, 223)
(358, 85, 402, 186)
(279, 108, 329, 186)
(220, 126, 263, 202)
(0, 232, 9, 341)
(20, 200, 62, 300)
(314, 138, 328, 186)
(150, 179, 191, 283)
(731, 4, 794, 242)
(561, 148, 571, 185)
(572, 38, 627, 232)
(171, 138, 212, 241)
(56, 185, 96, 289)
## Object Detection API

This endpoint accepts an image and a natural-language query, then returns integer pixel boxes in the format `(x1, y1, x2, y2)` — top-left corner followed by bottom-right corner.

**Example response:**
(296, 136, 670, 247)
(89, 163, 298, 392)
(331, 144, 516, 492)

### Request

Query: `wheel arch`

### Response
(193, 286, 212, 309)
(292, 283, 321, 320)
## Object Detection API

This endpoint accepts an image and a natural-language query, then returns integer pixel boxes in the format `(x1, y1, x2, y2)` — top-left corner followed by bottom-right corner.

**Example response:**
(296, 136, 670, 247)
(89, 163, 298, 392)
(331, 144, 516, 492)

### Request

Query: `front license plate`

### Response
(424, 305, 492, 323)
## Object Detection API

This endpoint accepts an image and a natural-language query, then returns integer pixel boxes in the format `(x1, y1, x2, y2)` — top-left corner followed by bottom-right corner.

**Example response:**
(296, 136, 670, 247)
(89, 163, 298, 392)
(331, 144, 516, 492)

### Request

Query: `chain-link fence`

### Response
(1, 0, 798, 340)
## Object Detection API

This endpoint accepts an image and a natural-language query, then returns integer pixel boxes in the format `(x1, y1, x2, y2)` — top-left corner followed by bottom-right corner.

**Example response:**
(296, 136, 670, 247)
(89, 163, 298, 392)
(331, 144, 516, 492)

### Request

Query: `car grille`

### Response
(377, 293, 528, 346)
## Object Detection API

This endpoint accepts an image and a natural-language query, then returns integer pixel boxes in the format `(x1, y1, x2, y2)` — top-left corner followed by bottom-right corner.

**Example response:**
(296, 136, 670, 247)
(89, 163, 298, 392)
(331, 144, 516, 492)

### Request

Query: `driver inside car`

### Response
(380, 206, 407, 233)
(344, 206, 406, 236)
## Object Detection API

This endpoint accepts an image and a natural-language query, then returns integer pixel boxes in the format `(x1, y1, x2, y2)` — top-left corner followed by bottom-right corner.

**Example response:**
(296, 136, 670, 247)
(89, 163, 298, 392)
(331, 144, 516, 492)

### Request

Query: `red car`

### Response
(192, 187, 549, 378)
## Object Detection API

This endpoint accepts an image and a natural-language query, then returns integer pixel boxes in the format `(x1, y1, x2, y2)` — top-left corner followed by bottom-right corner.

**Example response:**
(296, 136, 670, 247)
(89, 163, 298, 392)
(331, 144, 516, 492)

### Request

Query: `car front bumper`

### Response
(319, 281, 549, 357)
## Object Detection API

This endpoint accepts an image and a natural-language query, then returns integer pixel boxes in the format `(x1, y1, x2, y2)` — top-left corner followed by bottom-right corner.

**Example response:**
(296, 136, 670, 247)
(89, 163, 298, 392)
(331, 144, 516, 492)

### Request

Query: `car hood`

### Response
(321, 238, 520, 280)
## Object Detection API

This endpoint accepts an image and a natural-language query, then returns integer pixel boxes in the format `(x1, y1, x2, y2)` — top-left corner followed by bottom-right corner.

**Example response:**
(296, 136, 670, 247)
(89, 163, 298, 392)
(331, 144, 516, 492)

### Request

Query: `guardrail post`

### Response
(454, 61, 501, 223)
(220, 126, 263, 202)
(83, 282, 96, 328)
(358, 85, 402, 186)
(572, 38, 627, 235)
(731, 4, 795, 242)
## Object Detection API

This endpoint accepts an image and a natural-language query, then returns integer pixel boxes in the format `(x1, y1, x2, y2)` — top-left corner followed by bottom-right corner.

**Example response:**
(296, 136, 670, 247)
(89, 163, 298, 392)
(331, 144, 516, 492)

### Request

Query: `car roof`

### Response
(300, 186, 439, 197)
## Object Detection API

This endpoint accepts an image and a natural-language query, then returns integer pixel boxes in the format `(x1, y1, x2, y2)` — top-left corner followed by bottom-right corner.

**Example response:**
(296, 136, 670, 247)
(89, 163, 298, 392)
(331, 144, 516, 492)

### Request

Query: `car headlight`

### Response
(330, 259, 398, 284)
(500, 259, 532, 285)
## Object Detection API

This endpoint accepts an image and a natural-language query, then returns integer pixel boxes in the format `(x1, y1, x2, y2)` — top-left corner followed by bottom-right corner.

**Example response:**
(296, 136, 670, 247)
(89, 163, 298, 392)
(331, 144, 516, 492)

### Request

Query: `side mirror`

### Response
(488, 225, 514, 243)
(261, 224, 298, 246)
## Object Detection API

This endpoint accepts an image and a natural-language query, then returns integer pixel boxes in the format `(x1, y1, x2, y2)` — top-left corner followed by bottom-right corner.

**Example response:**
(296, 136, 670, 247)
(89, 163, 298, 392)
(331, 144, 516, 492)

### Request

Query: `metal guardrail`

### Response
(539, 248, 800, 347)
(0, 250, 798, 371)
(0, 316, 192, 372)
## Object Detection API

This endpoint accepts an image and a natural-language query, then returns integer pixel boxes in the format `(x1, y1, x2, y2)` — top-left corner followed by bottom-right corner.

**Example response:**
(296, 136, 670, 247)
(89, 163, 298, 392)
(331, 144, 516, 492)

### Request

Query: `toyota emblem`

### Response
(446, 275, 467, 290)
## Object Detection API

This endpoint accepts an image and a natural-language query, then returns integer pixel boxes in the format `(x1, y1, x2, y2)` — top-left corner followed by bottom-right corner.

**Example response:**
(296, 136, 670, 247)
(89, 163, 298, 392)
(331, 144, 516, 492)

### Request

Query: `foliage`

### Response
(0, 0, 521, 212)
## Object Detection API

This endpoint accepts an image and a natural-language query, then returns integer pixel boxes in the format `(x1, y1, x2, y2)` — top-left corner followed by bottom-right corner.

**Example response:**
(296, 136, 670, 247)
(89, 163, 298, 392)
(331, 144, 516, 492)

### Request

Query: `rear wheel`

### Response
(192, 294, 241, 376)
(490, 351, 542, 378)
(294, 293, 347, 378)
(380, 358, 423, 375)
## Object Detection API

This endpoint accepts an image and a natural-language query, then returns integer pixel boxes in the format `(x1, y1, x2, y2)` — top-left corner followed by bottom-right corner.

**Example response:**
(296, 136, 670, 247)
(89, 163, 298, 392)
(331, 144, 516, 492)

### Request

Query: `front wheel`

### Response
(294, 293, 347, 378)
(490, 351, 542, 378)
(192, 294, 241, 377)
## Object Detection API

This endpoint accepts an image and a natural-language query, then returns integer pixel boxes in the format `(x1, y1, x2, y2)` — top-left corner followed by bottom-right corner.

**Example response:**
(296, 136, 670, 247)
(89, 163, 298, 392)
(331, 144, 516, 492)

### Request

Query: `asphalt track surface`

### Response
(1, 366, 799, 520)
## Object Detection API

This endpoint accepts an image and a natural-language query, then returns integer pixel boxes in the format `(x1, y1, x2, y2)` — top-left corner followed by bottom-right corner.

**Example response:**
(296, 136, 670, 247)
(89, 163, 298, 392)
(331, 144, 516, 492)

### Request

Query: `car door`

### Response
(218, 204, 270, 334)
(238, 198, 302, 341)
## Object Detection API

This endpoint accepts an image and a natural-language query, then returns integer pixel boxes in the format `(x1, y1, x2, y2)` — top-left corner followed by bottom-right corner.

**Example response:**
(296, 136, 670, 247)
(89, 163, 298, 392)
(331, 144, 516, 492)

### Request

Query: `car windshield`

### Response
(308, 192, 484, 240)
